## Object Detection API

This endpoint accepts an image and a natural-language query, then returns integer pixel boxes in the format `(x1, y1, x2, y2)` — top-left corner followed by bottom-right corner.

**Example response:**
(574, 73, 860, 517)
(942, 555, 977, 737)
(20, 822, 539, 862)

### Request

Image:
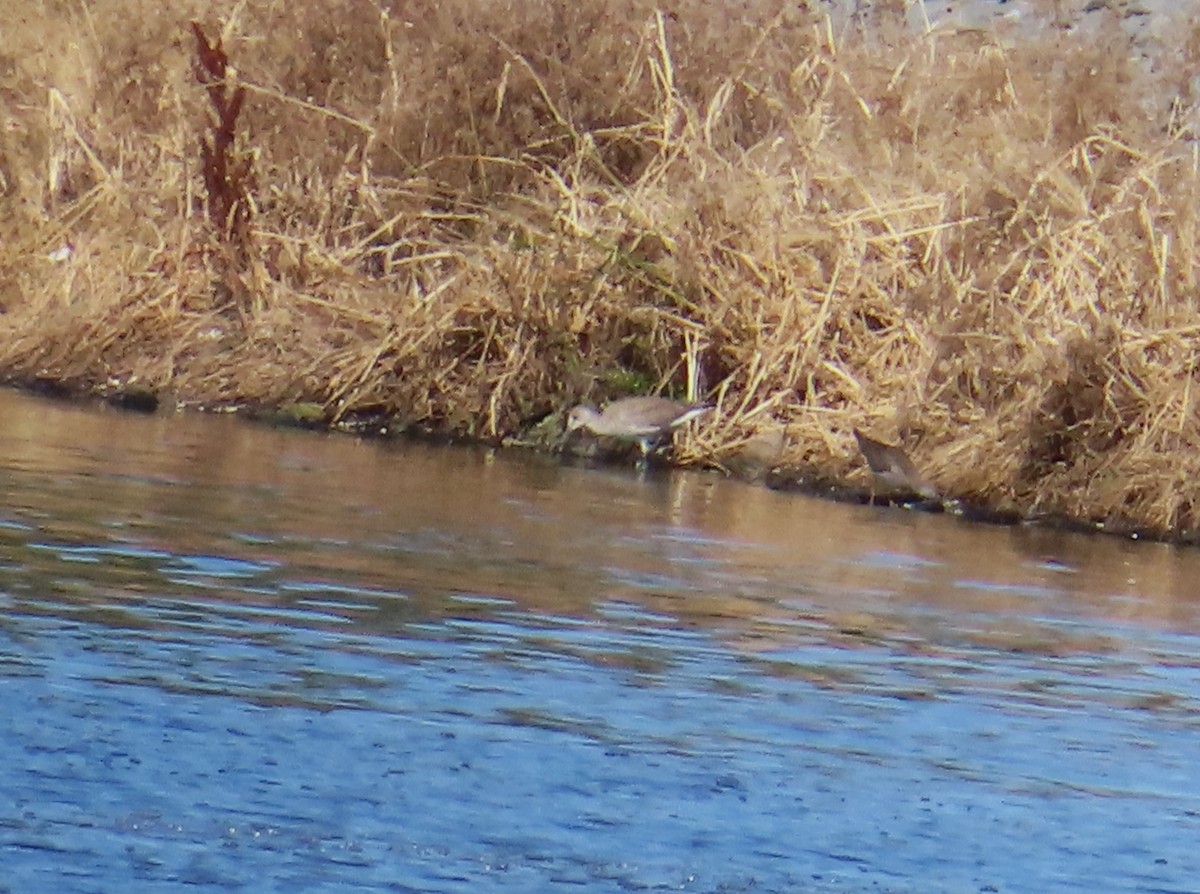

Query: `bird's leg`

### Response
(632, 436, 653, 472)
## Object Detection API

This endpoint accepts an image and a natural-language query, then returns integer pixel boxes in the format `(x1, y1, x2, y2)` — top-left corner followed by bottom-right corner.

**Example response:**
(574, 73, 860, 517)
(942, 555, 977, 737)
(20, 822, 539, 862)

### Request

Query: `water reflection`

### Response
(0, 389, 1198, 892)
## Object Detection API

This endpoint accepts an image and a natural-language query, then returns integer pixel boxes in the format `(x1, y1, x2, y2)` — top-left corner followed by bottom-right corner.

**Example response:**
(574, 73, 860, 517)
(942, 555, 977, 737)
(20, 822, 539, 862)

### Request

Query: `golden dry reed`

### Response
(3, 0, 1200, 539)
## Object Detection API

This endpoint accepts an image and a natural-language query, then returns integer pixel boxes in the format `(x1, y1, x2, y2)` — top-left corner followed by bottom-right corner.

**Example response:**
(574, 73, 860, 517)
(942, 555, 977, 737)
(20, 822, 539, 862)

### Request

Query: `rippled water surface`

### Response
(2, 390, 1199, 893)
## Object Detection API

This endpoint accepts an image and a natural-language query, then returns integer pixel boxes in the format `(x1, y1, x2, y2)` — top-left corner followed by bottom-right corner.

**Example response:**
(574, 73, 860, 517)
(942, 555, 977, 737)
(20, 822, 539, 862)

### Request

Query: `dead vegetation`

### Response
(3, 0, 1200, 538)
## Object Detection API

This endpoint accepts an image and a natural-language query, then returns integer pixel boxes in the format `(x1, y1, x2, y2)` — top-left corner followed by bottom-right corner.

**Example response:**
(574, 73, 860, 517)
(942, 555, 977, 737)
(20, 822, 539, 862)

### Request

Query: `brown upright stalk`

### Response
(191, 20, 256, 313)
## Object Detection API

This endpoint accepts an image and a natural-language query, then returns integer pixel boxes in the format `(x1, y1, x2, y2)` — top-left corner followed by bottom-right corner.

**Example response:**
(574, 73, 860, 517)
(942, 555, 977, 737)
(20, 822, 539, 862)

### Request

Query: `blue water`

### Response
(0, 392, 1198, 893)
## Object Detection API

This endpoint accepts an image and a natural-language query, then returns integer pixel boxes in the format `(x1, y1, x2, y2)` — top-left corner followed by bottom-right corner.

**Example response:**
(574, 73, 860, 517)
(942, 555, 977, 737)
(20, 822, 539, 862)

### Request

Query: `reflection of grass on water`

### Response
(4, 1, 1200, 538)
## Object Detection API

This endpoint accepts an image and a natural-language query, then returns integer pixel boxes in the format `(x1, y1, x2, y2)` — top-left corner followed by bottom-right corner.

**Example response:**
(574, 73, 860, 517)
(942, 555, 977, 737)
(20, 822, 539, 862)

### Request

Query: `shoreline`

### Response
(13, 378, 1181, 548)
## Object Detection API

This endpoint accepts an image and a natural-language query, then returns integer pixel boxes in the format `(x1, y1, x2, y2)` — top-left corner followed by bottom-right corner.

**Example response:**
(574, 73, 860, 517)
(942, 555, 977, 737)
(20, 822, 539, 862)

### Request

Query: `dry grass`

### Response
(4, 0, 1200, 538)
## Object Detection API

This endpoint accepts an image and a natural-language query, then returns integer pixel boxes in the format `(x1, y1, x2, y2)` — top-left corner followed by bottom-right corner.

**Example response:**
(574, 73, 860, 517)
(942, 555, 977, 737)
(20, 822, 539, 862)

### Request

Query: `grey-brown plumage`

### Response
(853, 429, 939, 501)
(567, 396, 711, 457)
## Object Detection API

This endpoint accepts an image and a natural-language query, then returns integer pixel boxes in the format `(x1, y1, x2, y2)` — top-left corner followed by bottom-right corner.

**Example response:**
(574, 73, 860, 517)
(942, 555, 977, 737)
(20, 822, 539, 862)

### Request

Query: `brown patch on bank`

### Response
(2, 1, 1200, 538)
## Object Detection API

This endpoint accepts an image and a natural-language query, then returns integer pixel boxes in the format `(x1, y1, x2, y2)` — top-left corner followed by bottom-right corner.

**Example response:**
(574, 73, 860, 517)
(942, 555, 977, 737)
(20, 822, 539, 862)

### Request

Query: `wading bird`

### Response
(567, 396, 711, 459)
(853, 428, 939, 503)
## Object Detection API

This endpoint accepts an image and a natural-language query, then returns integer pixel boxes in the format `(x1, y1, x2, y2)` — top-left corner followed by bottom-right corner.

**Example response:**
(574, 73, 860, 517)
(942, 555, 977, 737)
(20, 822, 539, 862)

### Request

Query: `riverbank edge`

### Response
(11, 377, 1179, 548)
